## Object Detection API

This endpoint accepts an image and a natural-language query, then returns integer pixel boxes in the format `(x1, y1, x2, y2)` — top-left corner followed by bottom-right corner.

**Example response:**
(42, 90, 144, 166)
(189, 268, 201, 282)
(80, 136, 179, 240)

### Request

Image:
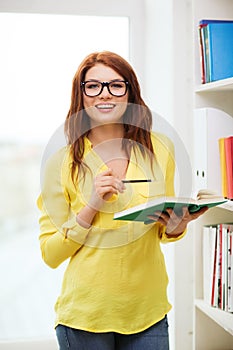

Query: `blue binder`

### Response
(206, 22, 233, 82)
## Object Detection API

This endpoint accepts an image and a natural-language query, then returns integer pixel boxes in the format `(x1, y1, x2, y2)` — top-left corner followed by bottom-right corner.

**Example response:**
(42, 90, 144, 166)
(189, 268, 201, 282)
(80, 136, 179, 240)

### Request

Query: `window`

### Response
(0, 12, 129, 340)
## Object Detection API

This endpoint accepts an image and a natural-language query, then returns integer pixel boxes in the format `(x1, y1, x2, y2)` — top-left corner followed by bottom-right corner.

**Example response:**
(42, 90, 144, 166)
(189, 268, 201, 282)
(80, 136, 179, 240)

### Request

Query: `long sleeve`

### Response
(37, 147, 90, 268)
(152, 133, 187, 243)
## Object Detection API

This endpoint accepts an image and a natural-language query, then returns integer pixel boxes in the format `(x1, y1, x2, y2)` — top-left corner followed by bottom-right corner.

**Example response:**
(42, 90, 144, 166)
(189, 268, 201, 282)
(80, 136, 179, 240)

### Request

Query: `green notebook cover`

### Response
(113, 196, 227, 224)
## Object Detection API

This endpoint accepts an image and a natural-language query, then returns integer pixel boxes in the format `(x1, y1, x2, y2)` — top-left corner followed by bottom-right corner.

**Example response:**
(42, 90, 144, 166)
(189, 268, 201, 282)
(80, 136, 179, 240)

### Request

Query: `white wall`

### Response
(172, 2, 195, 350)
(144, 0, 174, 124)
(144, 1, 176, 348)
(0, 338, 58, 350)
(144, 1, 194, 350)
(0, 0, 146, 91)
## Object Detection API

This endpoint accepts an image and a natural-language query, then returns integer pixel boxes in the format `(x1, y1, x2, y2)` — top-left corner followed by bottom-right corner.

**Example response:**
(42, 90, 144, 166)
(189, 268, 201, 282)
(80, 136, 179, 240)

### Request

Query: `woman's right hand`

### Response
(88, 168, 125, 211)
(76, 169, 125, 229)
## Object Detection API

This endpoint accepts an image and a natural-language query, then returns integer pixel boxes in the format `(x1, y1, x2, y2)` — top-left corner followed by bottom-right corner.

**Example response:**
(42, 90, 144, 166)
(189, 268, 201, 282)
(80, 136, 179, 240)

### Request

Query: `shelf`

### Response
(195, 77, 233, 93)
(195, 299, 233, 336)
(218, 200, 233, 212)
(193, 1, 233, 348)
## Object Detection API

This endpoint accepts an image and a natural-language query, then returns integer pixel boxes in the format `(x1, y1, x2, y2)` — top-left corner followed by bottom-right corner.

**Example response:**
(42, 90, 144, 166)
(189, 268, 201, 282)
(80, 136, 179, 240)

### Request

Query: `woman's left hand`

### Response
(147, 206, 208, 236)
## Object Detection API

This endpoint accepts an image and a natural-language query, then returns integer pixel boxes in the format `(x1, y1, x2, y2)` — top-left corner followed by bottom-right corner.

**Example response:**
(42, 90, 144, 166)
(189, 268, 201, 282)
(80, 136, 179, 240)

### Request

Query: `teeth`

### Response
(96, 104, 114, 109)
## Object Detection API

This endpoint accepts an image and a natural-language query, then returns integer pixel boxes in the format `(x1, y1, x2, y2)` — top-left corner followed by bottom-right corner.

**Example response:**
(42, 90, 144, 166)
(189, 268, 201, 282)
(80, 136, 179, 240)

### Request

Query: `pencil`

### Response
(122, 179, 152, 183)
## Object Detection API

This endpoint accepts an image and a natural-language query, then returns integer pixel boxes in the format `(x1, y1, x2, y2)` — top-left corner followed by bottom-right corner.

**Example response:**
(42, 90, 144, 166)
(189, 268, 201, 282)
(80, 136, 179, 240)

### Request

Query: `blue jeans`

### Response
(56, 316, 169, 350)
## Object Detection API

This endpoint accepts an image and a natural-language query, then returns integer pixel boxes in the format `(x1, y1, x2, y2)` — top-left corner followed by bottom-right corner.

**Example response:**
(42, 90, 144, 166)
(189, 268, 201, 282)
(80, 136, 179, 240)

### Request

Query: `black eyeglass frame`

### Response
(81, 80, 129, 97)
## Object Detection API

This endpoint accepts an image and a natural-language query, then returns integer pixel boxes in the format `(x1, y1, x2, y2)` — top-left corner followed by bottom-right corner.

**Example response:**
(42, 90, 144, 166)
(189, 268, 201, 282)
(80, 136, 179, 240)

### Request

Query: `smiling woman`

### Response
(0, 12, 129, 344)
(36, 46, 204, 350)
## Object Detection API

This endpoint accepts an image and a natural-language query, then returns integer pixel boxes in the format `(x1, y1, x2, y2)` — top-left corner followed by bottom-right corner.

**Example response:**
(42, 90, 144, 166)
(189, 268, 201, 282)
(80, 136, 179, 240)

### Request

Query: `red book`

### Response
(224, 136, 233, 199)
(218, 224, 223, 309)
(198, 24, 206, 84)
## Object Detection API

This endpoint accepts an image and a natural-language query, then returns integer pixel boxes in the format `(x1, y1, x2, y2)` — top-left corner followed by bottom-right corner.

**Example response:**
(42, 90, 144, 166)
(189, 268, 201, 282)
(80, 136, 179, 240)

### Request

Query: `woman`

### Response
(37, 51, 207, 350)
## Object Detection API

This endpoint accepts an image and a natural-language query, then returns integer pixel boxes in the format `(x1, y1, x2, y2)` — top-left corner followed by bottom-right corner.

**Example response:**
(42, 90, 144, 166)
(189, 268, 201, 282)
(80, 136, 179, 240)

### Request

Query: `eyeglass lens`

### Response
(84, 81, 127, 97)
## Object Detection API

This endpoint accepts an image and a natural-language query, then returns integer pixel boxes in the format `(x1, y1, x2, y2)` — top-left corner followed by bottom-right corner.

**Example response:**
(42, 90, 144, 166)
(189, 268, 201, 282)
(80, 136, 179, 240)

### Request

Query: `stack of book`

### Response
(198, 19, 233, 83)
(203, 224, 233, 313)
(219, 136, 233, 200)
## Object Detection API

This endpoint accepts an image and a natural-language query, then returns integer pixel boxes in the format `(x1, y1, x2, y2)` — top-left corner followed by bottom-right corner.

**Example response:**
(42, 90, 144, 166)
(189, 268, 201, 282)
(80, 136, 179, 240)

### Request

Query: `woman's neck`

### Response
(88, 124, 129, 179)
(88, 124, 124, 146)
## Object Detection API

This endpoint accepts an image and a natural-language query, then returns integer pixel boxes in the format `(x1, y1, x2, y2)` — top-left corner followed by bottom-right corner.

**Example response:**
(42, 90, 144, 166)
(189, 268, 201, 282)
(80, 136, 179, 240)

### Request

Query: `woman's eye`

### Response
(111, 83, 124, 89)
(86, 83, 99, 89)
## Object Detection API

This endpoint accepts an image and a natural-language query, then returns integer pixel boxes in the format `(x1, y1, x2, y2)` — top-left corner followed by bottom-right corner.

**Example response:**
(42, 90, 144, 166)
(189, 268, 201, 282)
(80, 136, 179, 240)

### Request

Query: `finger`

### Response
(153, 211, 163, 217)
(165, 206, 188, 217)
(95, 168, 114, 181)
(101, 168, 113, 176)
(190, 206, 208, 219)
(164, 208, 175, 218)
(147, 215, 166, 225)
(148, 211, 171, 225)
(95, 171, 112, 182)
(157, 210, 173, 222)
(99, 185, 118, 195)
(97, 187, 119, 200)
(147, 214, 160, 221)
(97, 177, 125, 193)
(152, 210, 171, 218)
(181, 206, 190, 218)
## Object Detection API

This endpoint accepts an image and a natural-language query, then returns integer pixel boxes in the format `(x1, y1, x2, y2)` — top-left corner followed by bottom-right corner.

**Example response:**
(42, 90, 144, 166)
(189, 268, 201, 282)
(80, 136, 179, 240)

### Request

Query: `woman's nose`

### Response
(99, 85, 111, 98)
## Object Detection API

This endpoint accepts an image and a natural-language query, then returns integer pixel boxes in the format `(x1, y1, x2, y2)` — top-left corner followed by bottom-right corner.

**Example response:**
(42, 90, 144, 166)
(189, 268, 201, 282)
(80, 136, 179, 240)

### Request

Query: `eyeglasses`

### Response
(81, 80, 129, 97)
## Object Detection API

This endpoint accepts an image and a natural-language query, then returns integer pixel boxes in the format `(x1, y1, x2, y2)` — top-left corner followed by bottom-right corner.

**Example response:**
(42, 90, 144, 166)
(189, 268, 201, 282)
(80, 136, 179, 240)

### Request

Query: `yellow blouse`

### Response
(37, 132, 186, 334)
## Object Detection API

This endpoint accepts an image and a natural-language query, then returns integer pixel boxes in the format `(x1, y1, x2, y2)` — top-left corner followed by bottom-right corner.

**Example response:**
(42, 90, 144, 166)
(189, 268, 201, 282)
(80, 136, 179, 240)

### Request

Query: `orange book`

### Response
(218, 138, 228, 198)
(224, 136, 233, 199)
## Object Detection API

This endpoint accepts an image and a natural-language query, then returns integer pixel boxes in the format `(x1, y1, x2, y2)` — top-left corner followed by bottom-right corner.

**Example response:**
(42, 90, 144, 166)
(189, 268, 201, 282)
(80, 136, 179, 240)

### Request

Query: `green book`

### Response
(113, 190, 227, 224)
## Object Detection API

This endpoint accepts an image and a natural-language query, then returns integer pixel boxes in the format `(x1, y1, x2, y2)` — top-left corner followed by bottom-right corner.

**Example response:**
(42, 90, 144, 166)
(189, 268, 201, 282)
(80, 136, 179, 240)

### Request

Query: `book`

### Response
(193, 108, 233, 195)
(199, 24, 210, 83)
(224, 136, 233, 200)
(227, 226, 233, 312)
(199, 19, 233, 26)
(214, 224, 222, 308)
(211, 226, 218, 307)
(206, 21, 233, 82)
(218, 137, 228, 198)
(198, 24, 206, 84)
(203, 225, 217, 305)
(203, 223, 233, 311)
(113, 190, 227, 223)
(198, 20, 233, 84)
(222, 224, 228, 310)
(218, 224, 223, 309)
(198, 20, 233, 83)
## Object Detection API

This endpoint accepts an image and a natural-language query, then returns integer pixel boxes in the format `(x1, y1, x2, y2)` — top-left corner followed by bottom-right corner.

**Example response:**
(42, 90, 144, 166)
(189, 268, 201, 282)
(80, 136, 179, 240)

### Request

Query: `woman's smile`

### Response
(95, 103, 116, 111)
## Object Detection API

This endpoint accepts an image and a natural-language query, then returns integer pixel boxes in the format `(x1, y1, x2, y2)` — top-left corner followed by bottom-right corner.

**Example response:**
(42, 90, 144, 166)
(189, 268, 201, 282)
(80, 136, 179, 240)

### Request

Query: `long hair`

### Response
(64, 51, 155, 181)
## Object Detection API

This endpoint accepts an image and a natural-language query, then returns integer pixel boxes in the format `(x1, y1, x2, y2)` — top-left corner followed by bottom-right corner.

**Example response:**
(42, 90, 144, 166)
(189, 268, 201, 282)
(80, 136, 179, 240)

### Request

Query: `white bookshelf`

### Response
(219, 201, 233, 212)
(195, 299, 233, 336)
(193, 206, 233, 350)
(192, 0, 233, 349)
(195, 77, 233, 92)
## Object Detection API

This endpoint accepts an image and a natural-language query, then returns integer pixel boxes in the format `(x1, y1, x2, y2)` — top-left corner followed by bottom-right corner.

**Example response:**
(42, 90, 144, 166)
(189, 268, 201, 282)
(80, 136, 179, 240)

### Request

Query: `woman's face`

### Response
(82, 63, 128, 127)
